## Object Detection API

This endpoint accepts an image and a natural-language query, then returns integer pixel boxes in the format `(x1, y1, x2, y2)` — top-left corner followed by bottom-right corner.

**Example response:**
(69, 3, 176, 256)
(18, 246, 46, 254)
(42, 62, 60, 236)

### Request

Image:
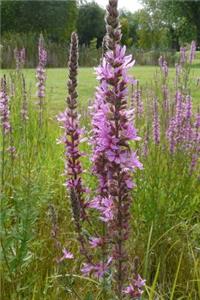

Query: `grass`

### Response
(1, 65, 199, 114)
(1, 64, 200, 299)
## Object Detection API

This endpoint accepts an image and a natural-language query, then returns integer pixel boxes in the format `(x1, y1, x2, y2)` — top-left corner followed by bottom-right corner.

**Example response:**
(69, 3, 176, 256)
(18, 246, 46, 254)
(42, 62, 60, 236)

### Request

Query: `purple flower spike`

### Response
(152, 98, 160, 145)
(14, 47, 26, 70)
(90, 0, 143, 296)
(189, 41, 196, 64)
(158, 56, 168, 78)
(36, 33, 47, 126)
(180, 47, 187, 64)
(0, 76, 11, 135)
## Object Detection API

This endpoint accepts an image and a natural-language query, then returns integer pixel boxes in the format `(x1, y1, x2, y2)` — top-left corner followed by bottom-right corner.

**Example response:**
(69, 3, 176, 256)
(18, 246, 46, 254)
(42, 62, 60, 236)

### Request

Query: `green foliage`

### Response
(77, 2, 105, 47)
(1, 0, 78, 42)
(142, 0, 200, 46)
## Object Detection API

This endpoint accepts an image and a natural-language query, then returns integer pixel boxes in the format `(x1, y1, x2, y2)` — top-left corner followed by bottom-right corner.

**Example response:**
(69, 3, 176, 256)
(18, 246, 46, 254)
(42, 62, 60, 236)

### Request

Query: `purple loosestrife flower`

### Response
(174, 91, 184, 144)
(81, 257, 112, 279)
(58, 248, 74, 262)
(57, 33, 93, 265)
(159, 56, 168, 78)
(14, 47, 26, 70)
(21, 74, 29, 121)
(180, 47, 187, 64)
(190, 113, 200, 173)
(167, 117, 176, 154)
(36, 34, 47, 126)
(189, 41, 196, 64)
(0, 76, 11, 135)
(57, 32, 86, 220)
(90, 0, 144, 296)
(134, 80, 143, 118)
(162, 84, 169, 113)
(123, 274, 146, 299)
(185, 95, 192, 142)
(152, 98, 160, 145)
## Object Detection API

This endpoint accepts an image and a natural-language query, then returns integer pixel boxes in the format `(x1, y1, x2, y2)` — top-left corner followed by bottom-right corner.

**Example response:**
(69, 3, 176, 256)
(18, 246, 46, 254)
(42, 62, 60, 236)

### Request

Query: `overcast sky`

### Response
(88, 0, 143, 13)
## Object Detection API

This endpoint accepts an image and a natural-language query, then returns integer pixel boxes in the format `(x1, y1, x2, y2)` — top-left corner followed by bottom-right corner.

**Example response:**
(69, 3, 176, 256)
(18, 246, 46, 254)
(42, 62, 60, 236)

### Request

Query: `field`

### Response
(1, 59, 200, 300)
(1, 66, 199, 113)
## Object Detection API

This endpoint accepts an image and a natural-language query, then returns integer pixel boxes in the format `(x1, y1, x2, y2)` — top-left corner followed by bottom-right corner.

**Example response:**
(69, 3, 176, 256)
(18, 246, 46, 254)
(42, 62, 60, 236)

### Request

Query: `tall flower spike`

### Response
(58, 32, 85, 222)
(0, 76, 11, 135)
(189, 41, 196, 64)
(153, 97, 160, 145)
(58, 32, 92, 264)
(91, 0, 144, 296)
(21, 74, 28, 122)
(105, 0, 121, 51)
(36, 33, 47, 126)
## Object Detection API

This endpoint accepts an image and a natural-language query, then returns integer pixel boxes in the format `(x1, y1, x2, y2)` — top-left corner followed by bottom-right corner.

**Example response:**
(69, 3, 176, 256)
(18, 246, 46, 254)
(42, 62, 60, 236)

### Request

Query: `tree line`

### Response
(1, 0, 200, 49)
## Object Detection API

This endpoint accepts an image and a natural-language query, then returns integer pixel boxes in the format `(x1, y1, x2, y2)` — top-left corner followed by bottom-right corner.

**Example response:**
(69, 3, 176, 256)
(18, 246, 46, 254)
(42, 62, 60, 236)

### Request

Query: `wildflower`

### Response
(90, 0, 143, 296)
(57, 32, 86, 221)
(36, 33, 47, 126)
(185, 95, 192, 142)
(0, 76, 11, 135)
(89, 237, 104, 248)
(180, 46, 186, 64)
(123, 274, 146, 299)
(21, 74, 29, 121)
(189, 41, 196, 64)
(14, 47, 26, 70)
(152, 98, 160, 145)
(158, 56, 168, 78)
(81, 257, 112, 279)
(58, 248, 74, 262)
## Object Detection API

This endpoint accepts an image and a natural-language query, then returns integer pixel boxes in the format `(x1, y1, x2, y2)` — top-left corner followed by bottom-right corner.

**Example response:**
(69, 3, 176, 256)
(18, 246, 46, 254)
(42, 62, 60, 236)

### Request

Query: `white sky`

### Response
(88, 0, 143, 13)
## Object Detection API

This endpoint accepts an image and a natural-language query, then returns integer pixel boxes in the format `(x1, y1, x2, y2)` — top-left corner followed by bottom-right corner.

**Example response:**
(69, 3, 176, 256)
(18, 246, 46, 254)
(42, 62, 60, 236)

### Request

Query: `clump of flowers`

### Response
(36, 33, 47, 126)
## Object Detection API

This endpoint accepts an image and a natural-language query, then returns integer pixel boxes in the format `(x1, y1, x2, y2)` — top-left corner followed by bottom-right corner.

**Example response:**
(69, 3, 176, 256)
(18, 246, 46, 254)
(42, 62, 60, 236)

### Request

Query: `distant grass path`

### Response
(1, 66, 199, 113)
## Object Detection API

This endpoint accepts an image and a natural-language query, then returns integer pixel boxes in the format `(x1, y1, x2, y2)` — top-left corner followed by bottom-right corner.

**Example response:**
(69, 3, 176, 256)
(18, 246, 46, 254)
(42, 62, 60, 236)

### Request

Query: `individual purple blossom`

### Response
(81, 257, 112, 279)
(0, 76, 11, 135)
(36, 34, 47, 126)
(152, 98, 160, 145)
(89, 237, 104, 248)
(123, 274, 146, 299)
(189, 41, 196, 64)
(58, 248, 74, 262)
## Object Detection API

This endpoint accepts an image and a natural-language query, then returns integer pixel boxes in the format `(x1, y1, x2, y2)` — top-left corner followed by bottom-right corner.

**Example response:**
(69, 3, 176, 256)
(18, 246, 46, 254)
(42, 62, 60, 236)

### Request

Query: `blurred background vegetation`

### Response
(1, 0, 200, 67)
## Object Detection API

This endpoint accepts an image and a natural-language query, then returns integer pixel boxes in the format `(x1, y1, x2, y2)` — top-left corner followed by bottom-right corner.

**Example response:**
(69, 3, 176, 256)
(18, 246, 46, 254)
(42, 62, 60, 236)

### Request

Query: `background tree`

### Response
(77, 2, 105, 47)
(1, 0, 78, 42)
(142, 0, 200, 47)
